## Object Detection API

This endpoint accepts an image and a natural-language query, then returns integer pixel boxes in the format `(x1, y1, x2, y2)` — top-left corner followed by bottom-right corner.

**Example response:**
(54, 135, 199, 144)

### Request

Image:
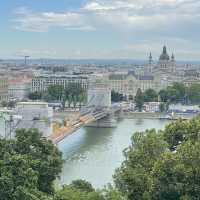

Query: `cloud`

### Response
(15, 48, 57, 57)
(11, 0, 200, 59)
(13, 7, 95, 32)
(13, 0, 200, 35)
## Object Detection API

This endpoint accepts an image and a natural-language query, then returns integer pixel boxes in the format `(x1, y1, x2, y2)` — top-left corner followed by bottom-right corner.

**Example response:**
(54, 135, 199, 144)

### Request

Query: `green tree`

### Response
(159, 89, 168, 102)
(1, 100, 8, 107)
(64, 83, 86, 109)
(111, 90, 124, 102)
(70, 180, 94, 193)
(56, 182, 125, 200)
(8, 100, 16, 108)
(172, 82, 186, 103)
(151, 140, 200, 199)
(114, 129, 167, 200)
(47, 85, 64, 102)
(143, 89, 158, 102)
(0, 129, 61, 199)
(14, 129, 63, 194)
(159, 103, 166, 112)
(188, 83, 200, 104)
(134, 88, 144, 112)
(28, 91, 42, 100)
(163, 116, 200, 151)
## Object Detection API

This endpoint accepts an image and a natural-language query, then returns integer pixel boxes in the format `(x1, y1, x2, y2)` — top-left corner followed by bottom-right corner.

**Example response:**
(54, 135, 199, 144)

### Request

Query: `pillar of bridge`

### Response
(87, 77, 111, 108)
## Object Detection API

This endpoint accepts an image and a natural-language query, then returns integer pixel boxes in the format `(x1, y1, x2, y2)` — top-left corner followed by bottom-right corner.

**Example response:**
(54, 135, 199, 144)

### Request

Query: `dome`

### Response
(159, 46, 170, 61)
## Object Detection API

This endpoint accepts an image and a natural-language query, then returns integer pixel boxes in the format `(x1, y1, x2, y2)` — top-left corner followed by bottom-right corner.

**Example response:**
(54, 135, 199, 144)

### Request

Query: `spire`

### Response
(149, 52, 153, 64)
(159, 45, 170, 61)
(171, 53, 175, 61)
(163, 45, 167, 54)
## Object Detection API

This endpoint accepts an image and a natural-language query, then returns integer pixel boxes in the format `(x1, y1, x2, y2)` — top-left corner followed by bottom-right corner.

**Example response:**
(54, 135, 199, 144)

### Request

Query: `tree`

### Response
(163, 119, 189, 151)
(8, 100, 16, 108)
(14, 129, 63, 194)
(1, 100, 8, 107)
(134, 88, 144, 112)
(114, 129, 167, 200)
(151, 140, 200, 199)
(70, 180, 94, 193)
(47, 85, 64, 102)
(0, 128, 63, 199)
(159, 103, 166, 112)
(143, 89, 158, 102)
(172, 82, 186, 103)
(56, 181, 125, 200)
(159, 89, 169, 102)
(188, 83, 200, 104)
(128, 95, 133, 101)
(111, 90, 124, 102)
(64, 83, 86, 109)
(28, 91, 42, 100)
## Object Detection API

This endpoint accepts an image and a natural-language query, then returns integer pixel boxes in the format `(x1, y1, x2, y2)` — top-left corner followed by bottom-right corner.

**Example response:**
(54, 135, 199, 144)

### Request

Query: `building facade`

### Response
(0, 75, 8, 102)
(31, 74, 89, 92)
(8, 79, 31, 100)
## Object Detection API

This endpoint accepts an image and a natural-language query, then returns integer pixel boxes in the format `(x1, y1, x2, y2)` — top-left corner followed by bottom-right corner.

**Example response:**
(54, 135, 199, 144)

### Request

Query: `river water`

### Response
(58, 118, 170, 188)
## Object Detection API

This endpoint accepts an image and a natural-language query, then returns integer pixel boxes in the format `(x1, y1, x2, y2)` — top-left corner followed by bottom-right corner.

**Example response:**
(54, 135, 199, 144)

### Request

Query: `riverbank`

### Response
(123, 112, 198, 120)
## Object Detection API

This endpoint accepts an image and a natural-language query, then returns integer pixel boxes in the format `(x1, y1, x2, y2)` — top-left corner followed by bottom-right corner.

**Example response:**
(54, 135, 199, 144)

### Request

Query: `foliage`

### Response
(151, 140, 200, 199)
(47, 85, 64, 102)
(28, 91, 43, 100)
(187, 83, 200, 104)
(143, 89, 158, 102)
(114, 114, 200, 200)
(158, 82, 200, 104)
(111, 90, 124, 102)
(134, 88, 144, 112)
(114, 129, 167, 200)
(56, 182, 125, 200)
(70, 180, 95, 193)
(29, 83, 86, 109)
(159, 102, 169, 112)
(0, 128, 63, 199)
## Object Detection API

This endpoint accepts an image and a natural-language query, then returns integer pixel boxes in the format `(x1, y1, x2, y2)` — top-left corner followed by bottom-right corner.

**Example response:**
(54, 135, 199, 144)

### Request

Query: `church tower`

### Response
(148, 52, 153, 72)
(171, 53, 176, 72)
(158, 45, 171, 70)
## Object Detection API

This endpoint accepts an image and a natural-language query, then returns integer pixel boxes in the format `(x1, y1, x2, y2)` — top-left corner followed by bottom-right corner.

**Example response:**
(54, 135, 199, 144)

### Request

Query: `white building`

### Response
(31, 74, 89, 92)
(8, 80, 31, 100)
(15, 102, 53, 137)
(0, 75, 8, 102)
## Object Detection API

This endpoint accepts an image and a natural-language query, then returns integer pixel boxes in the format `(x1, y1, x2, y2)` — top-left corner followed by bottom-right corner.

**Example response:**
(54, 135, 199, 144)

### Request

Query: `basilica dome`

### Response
(159, 46, 170, 61)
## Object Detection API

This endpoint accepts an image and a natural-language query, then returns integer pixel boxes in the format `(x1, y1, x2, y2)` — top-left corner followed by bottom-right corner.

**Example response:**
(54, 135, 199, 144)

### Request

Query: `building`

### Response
(109, 72, 163, 98)
(8, 78, 31, 100)
(31, 74, 89, 92)
(158, 46, 175, 72)
(15, 102, 53, 137)
(0, 75, 8, 102)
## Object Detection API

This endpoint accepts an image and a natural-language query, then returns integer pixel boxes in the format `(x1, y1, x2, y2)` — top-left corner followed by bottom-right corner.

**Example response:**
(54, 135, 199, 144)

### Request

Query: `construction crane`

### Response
(24, 55, 30, 65)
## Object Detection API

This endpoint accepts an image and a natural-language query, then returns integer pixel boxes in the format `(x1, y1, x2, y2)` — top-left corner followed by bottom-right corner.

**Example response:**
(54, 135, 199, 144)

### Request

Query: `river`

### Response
(58, 118, 170, 188)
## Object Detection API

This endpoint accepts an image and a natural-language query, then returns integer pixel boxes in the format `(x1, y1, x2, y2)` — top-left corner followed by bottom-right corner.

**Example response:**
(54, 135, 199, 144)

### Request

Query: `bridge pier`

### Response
(85, 114, 117, 128)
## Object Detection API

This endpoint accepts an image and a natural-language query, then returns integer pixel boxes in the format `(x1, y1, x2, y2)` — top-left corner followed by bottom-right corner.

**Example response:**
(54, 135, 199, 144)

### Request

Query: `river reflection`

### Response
(58, 118, 170, 188)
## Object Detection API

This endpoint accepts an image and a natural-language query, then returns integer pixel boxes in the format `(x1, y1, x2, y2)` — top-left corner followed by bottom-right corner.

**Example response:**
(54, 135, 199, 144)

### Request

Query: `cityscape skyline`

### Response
(1, 0, 200, 60)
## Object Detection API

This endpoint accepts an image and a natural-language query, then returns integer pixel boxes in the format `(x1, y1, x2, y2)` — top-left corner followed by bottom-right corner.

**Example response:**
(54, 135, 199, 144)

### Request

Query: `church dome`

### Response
(159, 46, 170, 61)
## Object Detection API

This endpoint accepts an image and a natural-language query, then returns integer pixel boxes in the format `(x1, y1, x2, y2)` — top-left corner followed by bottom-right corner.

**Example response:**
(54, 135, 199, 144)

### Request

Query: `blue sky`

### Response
(0, 0, 200, 60)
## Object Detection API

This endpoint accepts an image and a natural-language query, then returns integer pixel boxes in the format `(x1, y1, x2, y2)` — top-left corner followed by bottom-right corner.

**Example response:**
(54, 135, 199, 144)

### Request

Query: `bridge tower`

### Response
(87, 77, 111, 108)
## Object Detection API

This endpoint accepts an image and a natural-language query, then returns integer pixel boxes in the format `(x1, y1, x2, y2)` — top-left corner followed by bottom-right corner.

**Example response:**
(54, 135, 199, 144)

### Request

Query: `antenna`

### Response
(24, 55, 30, 65)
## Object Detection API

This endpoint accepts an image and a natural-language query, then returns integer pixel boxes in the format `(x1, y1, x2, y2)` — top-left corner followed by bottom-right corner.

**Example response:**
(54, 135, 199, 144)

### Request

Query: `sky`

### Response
(0, 0, 200, 60)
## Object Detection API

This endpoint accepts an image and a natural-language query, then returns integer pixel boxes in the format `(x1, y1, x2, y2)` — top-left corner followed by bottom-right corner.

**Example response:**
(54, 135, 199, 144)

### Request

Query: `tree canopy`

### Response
(134, 88, 144, 112)
(0, 128, 63, 199)
(114, 115, 200, 200)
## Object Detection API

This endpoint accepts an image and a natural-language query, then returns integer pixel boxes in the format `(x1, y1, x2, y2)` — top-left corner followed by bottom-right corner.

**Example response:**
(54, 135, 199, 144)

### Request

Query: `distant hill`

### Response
(1, 59, 200, 65)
